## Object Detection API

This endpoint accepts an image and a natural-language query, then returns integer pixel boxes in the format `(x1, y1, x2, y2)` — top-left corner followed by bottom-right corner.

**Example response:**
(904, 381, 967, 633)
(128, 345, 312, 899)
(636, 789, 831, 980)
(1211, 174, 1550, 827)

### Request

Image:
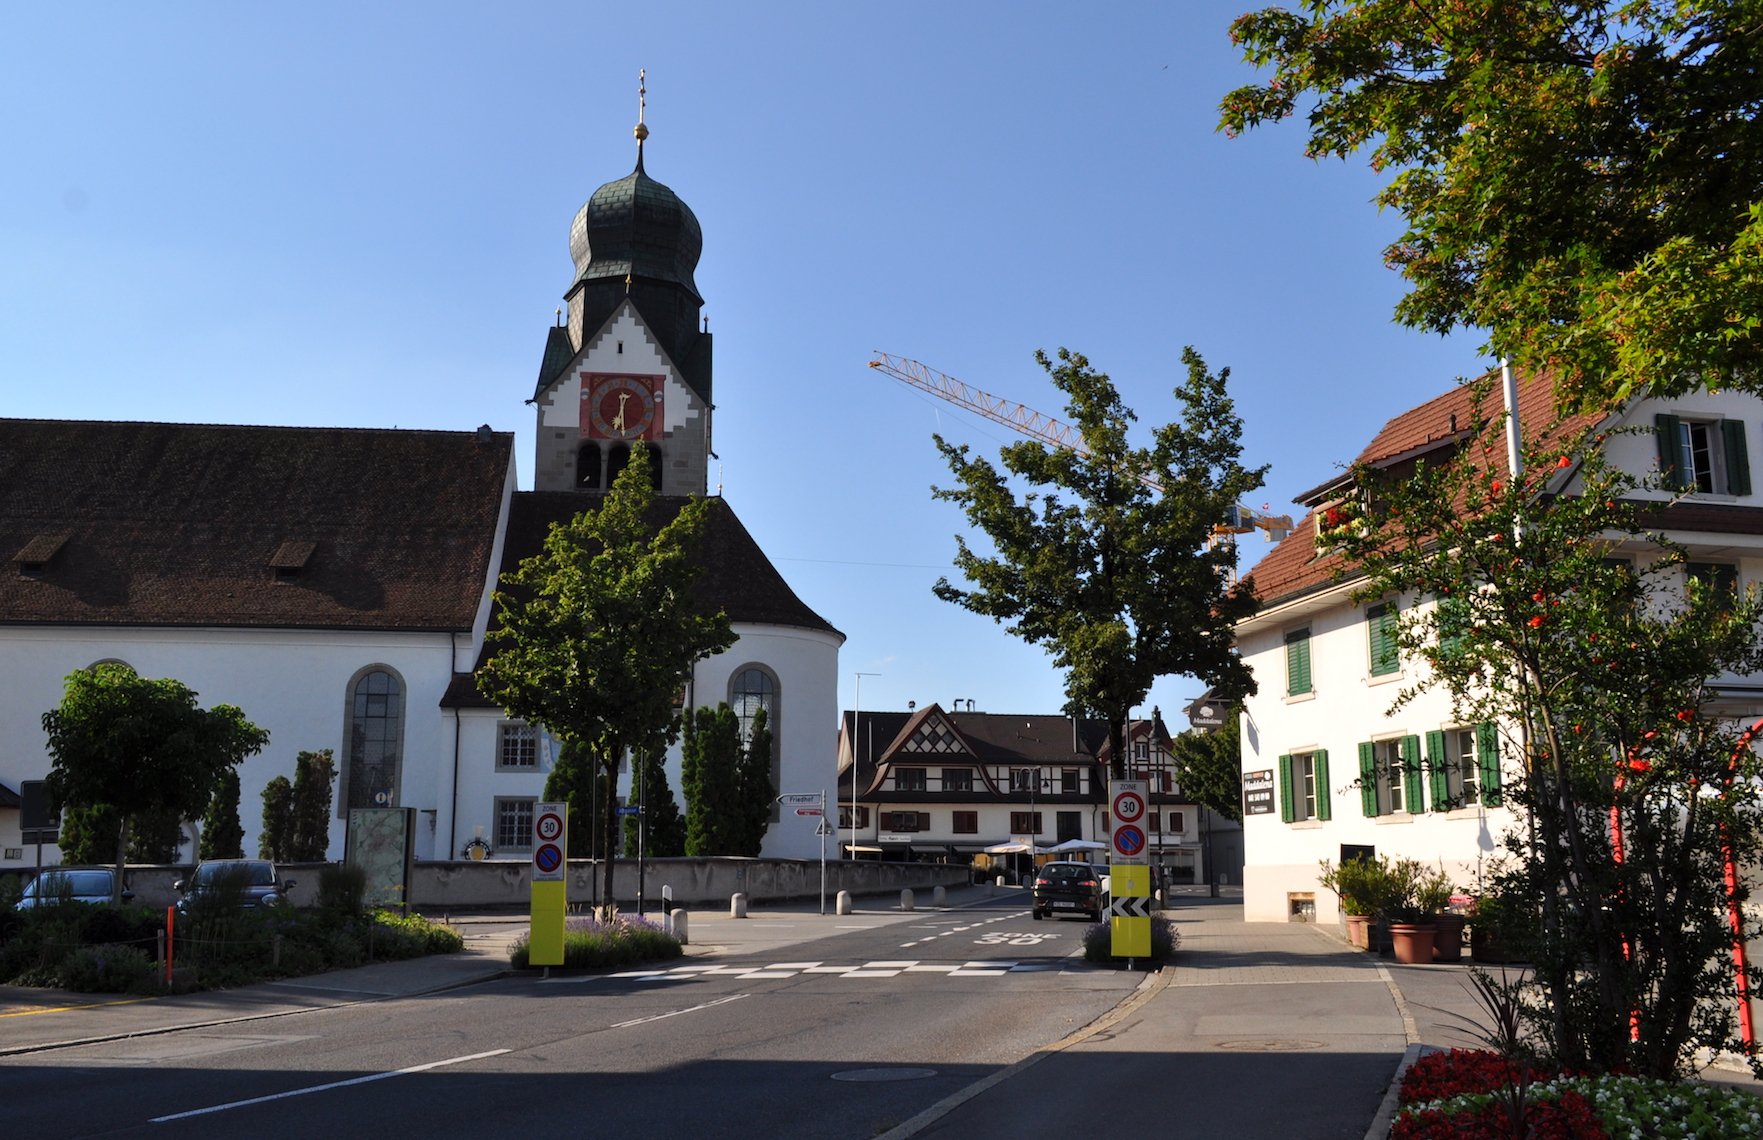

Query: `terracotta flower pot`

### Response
(1388, 921, 1436, 965)
(1344, 913, 1371, 949)
(1432, 913, 1466, 963)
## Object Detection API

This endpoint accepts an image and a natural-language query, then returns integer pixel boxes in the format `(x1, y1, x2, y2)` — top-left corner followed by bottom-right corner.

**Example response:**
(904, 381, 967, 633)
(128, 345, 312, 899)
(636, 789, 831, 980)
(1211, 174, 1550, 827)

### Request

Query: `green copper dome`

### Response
(568, 161, 703, 301)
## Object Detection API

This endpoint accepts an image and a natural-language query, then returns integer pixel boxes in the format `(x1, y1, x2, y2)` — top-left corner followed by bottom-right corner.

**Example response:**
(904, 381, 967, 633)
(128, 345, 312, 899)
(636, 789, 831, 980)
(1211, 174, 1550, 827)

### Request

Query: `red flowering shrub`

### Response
(1399, 1049, 1556, 1103)
(1393, 1090, 1607, 1139)
(1394, 1051, 1610, 1139)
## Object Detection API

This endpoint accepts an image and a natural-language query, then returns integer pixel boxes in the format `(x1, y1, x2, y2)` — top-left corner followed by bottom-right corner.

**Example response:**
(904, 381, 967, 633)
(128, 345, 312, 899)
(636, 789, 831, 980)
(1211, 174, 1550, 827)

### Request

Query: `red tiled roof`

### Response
(1245, 370, 1609, 608)
(0, 419, 513, 630)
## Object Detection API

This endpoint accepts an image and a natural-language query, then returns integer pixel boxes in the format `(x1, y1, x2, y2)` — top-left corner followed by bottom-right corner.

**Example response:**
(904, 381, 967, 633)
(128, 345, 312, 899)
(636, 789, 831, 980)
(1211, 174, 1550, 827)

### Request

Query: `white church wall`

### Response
(0, 625, 456, 868)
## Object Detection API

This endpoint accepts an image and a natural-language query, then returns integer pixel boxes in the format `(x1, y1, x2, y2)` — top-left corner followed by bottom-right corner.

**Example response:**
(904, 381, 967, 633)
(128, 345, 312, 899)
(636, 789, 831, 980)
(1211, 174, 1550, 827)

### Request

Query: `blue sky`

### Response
(2, 3, 1480, 730)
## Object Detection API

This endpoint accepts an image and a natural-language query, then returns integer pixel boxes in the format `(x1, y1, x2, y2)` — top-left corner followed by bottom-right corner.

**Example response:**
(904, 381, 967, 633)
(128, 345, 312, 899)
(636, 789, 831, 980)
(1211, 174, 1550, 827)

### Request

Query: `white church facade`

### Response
(0, 108, 841, 868)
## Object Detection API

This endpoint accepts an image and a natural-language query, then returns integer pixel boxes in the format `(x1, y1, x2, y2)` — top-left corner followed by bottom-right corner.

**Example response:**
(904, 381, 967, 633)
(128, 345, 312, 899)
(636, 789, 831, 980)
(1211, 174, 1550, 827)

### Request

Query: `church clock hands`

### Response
(587, 376, 660, 439)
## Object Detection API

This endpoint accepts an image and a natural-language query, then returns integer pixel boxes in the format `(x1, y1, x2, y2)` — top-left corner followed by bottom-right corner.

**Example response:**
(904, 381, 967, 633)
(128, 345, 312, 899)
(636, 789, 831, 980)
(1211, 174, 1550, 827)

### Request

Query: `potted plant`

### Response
(1383, 858, 1436, 965)
(1417, 867, 1466, 963)
(1318, 856, 1382, 949)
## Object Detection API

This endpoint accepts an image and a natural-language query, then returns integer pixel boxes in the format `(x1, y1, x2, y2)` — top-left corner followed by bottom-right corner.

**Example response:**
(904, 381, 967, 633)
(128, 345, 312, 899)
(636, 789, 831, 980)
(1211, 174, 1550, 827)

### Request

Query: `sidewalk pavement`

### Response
(4, 888, 1755, 1138)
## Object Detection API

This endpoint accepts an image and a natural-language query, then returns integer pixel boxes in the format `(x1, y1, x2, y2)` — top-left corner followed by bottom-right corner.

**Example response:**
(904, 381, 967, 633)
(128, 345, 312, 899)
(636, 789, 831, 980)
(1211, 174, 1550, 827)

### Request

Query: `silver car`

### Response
(16, 867, 132, 908)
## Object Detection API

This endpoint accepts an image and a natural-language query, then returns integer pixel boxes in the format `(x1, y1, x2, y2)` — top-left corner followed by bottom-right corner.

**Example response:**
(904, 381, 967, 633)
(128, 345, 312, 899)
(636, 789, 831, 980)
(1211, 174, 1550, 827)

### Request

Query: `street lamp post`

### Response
(852, 672, 880, 865)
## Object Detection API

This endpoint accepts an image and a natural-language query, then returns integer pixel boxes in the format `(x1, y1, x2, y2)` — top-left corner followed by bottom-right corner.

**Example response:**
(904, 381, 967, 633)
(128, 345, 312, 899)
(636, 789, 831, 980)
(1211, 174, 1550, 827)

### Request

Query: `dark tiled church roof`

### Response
(443, 491, 840, 709)
(0, 419, 513, 630)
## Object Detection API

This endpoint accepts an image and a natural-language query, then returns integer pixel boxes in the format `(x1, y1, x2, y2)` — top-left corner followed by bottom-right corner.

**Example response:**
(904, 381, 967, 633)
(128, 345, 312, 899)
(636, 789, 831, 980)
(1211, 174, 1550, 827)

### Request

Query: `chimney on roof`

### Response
(476, 424, 494, 443)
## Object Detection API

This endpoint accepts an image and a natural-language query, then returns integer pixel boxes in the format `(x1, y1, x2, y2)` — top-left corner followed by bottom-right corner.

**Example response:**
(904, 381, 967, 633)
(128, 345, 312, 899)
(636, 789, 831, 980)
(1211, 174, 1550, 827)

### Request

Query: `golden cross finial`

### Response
(635, 69, 649, 144)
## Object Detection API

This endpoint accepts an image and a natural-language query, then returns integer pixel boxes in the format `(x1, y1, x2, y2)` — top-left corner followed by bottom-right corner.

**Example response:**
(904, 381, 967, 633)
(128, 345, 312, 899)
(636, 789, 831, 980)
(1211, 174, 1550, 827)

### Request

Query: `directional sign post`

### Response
(778, 790, 829, 915)
(529, 802, 568, 967)
(1109, 781, 1152, 959)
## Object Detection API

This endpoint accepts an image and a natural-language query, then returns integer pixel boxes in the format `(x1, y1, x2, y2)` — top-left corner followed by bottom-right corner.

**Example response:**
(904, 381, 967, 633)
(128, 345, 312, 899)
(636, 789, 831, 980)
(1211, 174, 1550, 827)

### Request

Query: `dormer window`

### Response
(269, 540, 315, 583)
(13, 532, 68, 578)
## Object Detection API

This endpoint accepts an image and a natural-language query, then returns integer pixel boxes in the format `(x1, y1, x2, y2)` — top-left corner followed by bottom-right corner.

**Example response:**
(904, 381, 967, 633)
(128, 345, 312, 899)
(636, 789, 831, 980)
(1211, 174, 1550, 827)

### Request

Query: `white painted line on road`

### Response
(766, 962, 823, 969)
(905, 965, 958, 973)
(737, 971, 796, 979)
(150, 1049, 511, 1122)
(948, 969, 1008, 977)
(610, 993, 748, 1029)
(864, 960, 917, 968)
(844, 970, 902, 978)
(803, 966, 851, 973)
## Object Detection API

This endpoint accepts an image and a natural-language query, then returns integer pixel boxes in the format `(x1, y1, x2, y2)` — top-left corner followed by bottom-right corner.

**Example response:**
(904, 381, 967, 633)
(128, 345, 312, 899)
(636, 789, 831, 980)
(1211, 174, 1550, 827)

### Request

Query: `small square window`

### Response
(497, 722, 538, 770)
(894, 767, 927, 792)
(494, 797, 536, 852)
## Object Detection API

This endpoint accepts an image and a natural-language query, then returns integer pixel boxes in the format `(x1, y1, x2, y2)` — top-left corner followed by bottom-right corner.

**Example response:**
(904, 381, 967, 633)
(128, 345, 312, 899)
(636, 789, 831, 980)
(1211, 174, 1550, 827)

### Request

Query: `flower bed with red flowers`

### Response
(1390, 1048, 1763, 1139)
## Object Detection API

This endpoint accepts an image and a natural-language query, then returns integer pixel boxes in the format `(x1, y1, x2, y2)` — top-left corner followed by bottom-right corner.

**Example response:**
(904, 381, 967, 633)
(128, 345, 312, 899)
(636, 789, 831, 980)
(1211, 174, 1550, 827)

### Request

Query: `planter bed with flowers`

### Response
(1392, 1048, 1763, 1138)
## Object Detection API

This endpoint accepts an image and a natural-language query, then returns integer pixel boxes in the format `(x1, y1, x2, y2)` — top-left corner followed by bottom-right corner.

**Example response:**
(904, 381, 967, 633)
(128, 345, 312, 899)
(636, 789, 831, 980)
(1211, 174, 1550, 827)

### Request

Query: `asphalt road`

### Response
(0, 895, 1138, 1139)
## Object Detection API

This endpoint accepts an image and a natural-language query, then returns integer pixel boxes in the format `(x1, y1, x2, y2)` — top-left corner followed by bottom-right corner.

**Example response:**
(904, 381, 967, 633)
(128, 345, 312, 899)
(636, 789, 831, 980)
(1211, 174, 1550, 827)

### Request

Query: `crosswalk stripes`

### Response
(540, 958, 1075, 984)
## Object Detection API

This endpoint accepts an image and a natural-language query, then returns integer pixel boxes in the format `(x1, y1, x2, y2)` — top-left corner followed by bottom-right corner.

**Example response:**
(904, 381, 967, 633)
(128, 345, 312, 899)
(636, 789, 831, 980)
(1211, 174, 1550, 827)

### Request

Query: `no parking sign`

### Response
(532, 803, 566, 882)
(1110, 781, 1148, 865)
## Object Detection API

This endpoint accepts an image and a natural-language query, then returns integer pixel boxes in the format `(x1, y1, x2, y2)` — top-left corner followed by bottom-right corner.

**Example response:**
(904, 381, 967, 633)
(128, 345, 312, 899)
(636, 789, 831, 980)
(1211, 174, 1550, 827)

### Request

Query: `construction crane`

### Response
(868, 352, 1293, 544)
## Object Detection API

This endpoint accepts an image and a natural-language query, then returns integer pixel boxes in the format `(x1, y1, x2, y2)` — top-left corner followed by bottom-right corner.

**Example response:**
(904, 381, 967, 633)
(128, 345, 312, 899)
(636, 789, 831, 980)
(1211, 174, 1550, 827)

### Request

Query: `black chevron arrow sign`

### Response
(1108, 896, 1151, 919)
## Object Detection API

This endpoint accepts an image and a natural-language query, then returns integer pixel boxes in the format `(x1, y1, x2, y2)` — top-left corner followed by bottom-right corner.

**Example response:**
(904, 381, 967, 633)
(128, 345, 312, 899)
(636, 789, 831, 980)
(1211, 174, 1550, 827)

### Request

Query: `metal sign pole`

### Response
(819, 788, 827, 915)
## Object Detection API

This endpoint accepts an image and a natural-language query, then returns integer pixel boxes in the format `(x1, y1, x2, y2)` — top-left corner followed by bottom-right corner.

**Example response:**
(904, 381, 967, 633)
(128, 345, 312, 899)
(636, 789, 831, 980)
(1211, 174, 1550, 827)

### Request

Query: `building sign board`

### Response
(1243, 769, 1276, 816)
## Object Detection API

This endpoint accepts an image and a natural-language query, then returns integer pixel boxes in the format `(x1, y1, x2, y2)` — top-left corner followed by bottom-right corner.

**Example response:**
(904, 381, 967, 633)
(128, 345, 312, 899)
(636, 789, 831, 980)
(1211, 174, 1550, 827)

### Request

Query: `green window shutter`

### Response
(1368, 602, 1399, 676)
(1314, 750, 1331, 821)
(1278, 754, 1295, 823)
(1656, 414, 1684, 490)
(1477, 722, 1502, 806)
(1285, 628, 1313, 696)
(1723, 420, 1751, 496)
(1401, 735, 1424, 815)
(1425, 730, 1448, 811)
(1358, 741, 1379, 817)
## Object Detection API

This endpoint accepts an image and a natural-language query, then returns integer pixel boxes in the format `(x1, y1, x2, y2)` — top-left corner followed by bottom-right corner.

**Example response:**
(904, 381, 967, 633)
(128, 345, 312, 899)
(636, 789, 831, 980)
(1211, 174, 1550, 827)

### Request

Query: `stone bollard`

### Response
(932, 885, 946, 907)
(995, 875, 1006, 889)
(731, 892, 748, 919)
(836, 890, 853, 915)
(671, 908, 689, 945)
(900, 888, 915, 912)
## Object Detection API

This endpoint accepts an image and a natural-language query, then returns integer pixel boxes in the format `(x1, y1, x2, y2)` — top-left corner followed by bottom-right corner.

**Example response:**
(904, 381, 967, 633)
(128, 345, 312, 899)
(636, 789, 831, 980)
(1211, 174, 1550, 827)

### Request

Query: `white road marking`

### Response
(610, 993, 749, 1029)
(150, 1050, 510, 1122)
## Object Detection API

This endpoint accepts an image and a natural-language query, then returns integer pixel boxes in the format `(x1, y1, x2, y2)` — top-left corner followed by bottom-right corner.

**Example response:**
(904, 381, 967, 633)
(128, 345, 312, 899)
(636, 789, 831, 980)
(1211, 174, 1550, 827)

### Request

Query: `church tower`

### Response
(530, 73, 712, 496)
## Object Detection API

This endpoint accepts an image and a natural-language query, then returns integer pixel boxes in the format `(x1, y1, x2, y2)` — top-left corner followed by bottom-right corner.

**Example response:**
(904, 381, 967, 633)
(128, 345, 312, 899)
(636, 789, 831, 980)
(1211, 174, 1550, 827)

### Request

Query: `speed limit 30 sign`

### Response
(1110, 780, 1148, 865)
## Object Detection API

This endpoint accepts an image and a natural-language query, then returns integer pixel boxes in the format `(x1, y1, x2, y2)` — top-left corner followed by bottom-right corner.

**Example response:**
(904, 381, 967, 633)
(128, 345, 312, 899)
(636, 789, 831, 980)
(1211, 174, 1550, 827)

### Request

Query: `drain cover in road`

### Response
(1214, 1039, 1327, 1051)
(830, 1067, 938, 1082)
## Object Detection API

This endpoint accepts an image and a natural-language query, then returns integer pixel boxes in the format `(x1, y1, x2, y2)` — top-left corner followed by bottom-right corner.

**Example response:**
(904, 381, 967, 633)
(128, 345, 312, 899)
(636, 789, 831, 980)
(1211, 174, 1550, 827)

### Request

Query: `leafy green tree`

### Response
(732, 707, 775, 857)
(478, 444, 735, 910)
(1336, 387, 1763, 1077)
(934, 347, 1265, 776)
(290, 749, 336, 861)
(128, 808, 187, 864)
(1220, 1, 1763, 410)
(199, 769, 246, 859)
(260, 776, 294, 861)
(42, 663, 269, 902)
(681, 704, 742, 855)
(1168, 715, 1244, 824)
(624, 745, 686, 858)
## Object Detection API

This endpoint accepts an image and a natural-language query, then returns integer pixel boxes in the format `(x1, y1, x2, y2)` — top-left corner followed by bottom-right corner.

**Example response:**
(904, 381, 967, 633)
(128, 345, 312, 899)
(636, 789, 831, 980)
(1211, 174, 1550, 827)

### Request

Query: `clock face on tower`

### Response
(581, 374, 664, 441)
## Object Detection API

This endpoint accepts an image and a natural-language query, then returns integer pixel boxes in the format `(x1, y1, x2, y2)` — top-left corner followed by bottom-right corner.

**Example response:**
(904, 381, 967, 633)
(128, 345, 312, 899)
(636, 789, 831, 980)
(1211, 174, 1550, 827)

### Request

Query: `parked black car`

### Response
(174, 860, 295, 914)
(1031, 860, 1107, 921)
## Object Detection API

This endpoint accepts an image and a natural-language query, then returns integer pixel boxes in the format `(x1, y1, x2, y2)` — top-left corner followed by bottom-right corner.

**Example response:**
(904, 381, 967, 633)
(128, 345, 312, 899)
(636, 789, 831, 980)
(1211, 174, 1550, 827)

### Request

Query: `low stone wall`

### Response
(7, 858, 969, 913)
(413, 857, 969, 912)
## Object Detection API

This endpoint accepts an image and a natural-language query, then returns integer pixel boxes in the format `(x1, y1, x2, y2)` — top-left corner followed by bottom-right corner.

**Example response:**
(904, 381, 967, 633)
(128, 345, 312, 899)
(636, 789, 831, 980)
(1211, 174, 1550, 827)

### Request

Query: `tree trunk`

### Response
(600, 757, 618, 917)
(112, 814, 132, 906)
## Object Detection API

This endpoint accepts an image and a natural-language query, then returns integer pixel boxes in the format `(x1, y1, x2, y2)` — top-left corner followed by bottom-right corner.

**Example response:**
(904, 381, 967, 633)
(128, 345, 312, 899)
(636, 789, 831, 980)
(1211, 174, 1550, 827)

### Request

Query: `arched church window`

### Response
(576, 443, 602, 490)
(730, 667, 777, 743)
(607, 443, 631, 487)
(343, 667, 404, 815)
